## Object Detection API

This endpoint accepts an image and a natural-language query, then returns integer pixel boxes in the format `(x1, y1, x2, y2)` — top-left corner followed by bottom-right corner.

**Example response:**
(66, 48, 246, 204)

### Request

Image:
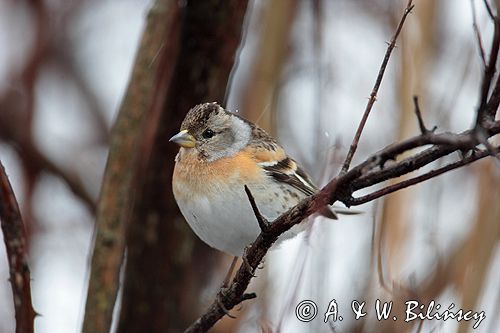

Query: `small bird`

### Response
(170, 102, 353, 256)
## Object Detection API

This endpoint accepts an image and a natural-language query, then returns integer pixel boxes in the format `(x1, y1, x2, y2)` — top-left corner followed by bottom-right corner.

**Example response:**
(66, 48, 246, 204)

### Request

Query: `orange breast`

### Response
(173, 149, 262, 201)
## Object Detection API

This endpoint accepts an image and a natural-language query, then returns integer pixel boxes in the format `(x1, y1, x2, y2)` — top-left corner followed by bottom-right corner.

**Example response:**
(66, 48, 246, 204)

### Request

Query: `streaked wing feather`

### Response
(244, 122, 358, 219)
(261, 157, 316, 196)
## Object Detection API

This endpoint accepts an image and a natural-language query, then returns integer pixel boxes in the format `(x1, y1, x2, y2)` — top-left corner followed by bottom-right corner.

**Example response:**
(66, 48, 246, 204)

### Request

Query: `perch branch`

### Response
(184, 2, 500, 332)
(185, 115, 499, 332)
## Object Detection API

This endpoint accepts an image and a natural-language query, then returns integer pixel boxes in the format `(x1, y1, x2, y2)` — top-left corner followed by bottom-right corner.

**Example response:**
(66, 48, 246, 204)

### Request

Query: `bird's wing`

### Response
(245, 125, 317, 196)
(245, 124, 358, 219)
(259, 156, 316, 196)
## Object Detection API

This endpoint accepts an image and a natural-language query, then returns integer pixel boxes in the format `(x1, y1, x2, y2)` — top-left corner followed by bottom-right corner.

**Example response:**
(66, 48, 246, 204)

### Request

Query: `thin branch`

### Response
(340, 0, 414, 173)
(471, 0, 488, 67)
(346, 148, 497, 206)
(347, 120, 499, 192)
(24, 146, 96, 213)
(483, 17, 500, 118)
(0, 119, 96, 213)
(476, 15, 500, 124)
(483, 0, 495, 21)
(0, 161, 36, 333)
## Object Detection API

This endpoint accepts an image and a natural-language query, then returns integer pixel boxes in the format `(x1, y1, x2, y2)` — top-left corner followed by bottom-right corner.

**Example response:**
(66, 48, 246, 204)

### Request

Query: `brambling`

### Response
(170, 102, 354, 256)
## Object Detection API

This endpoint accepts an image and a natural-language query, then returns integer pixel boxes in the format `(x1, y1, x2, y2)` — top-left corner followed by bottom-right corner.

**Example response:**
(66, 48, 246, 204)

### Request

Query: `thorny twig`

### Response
(412, 96, 436, 134)
(346, 147, 497, 206)
(340, 0, 414, 173)
(184, 1, 500, 332)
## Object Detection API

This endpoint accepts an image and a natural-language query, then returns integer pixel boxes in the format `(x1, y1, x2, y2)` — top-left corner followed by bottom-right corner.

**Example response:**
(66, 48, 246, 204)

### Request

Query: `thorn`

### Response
(242, 292, 257, 301)
(413, 96, 435, 135)
(221, 256, 238, 288)
(244, 185, 271, 233)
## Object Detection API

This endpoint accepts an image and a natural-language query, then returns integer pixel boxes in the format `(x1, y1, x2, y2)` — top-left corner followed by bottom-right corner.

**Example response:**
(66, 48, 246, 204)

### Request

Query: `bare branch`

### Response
(0, 161, 36, 333)
(474, 127, 500, 164)
(483, 0, 495, 20)
(340, 0, 414, 173)
(476, 16, 500, 124)
(471, 0, 488, 67)
(185, 116, 500, 332)
(0, 116, 96, 213)
(347, 147, 497, 206)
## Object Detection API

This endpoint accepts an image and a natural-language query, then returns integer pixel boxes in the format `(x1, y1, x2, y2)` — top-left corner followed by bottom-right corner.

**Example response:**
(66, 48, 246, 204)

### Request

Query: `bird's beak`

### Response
(169, 130, 196, 148)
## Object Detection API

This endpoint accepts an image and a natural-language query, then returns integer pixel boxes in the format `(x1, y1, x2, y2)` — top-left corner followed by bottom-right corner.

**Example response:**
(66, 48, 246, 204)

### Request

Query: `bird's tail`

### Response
(318, 205, 363, 220)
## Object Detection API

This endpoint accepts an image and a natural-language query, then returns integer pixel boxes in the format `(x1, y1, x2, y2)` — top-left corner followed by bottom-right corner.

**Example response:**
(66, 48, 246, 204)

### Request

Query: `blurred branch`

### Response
(378, 0, 438, 283)
(471, 0, 487, 67)
(239, 0, 298, 132)
(82, 1, 182, 332)
(0, 161, 36, 333)
(456, 161, 500, 333)
(52, 50, 110, 144)
(184, 1, 500, 331)
(476, 11, 500, 124)
(0, 116, 96, 213)
(340, 0, 414, 173)
(484, 0, 495, 20)
(0, 0, 98, 215)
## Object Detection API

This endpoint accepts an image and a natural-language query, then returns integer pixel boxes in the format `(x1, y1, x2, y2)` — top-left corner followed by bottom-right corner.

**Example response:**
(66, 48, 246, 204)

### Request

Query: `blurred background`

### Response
(0, 0, 499, 332)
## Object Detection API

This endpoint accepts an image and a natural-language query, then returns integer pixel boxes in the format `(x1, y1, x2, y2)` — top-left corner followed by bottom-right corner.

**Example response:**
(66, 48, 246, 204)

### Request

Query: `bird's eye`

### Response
(202, 129, 215, 139)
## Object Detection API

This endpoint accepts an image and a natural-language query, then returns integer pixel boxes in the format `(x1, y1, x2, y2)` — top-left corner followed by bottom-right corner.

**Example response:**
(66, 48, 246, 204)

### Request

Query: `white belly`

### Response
(174, 180, 306, 256)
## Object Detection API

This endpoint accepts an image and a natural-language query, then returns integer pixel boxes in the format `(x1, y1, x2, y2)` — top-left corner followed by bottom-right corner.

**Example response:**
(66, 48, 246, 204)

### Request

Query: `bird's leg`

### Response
(218, 257, 238, 319)
(222, 256, 238, 288)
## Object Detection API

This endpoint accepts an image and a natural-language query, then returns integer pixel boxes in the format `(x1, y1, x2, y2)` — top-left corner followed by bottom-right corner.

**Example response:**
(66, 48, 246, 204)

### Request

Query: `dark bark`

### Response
(117, 1, 249, 333)
(82, 1, 183, 332)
